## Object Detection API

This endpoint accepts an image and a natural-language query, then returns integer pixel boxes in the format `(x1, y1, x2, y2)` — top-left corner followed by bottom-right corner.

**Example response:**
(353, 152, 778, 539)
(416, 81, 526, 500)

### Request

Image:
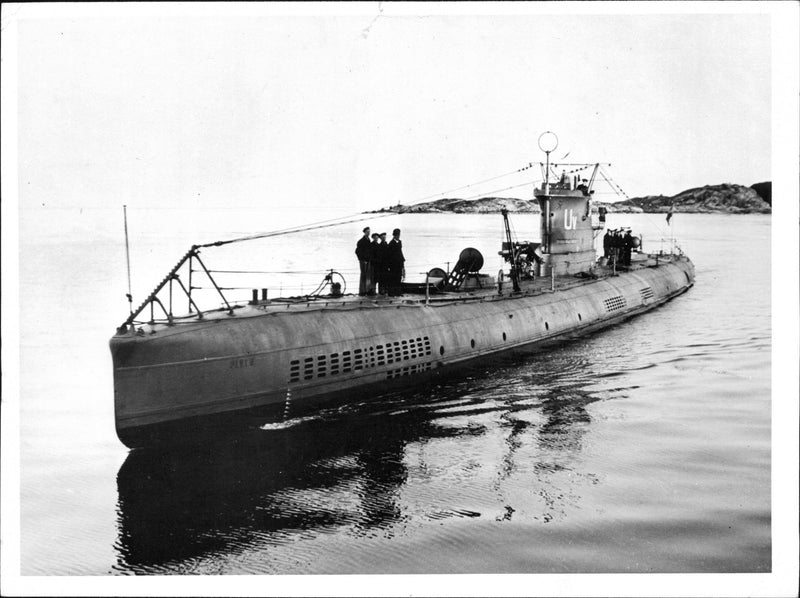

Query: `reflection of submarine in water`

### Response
(110, 135, 694, 448)
(114, 363, 601, 573)
(114, 395, 477, 573)
(114, 415, 411, 572)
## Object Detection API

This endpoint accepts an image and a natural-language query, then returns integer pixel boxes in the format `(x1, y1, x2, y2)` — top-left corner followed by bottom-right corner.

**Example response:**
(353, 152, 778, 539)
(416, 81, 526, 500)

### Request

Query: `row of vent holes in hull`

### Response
(439, 330, 511, 356)
(436, 312, 587, 356)
(547, 313, 583, 329)
(439, 319, 577, 355)
(439, 311, 587, 355)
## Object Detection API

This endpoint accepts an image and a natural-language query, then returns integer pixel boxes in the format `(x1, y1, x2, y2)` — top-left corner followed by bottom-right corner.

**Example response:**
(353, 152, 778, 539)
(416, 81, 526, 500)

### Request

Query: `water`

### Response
(16, 209, 771, 576)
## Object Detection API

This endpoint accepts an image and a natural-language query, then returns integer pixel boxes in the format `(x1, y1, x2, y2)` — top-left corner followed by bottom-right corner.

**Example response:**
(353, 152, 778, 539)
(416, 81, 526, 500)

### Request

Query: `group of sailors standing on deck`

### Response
(356, 227, 406, 297)
(603, 228, 637, 267)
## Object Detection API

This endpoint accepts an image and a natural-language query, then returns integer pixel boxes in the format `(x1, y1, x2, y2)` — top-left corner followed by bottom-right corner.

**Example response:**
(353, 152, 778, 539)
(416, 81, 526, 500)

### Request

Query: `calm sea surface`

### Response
(18, 209, 771, 575)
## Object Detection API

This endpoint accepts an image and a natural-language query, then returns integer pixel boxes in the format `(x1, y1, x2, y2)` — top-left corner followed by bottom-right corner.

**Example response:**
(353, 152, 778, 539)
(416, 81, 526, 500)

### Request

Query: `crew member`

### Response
(355, 227, 372, 296)
(375, 232, 389, 295)
(387, 228, 406, 297)
(368, 233, 380, 295)
(603, 229, 613, 259)
(611, 229, 623, 265)
(616, 230, 625, 264)
(623, 230, 634, 266)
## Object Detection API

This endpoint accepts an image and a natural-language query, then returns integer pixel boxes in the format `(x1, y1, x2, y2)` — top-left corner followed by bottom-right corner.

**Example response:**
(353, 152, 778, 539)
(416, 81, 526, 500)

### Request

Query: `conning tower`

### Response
(534, 132, 599, 276)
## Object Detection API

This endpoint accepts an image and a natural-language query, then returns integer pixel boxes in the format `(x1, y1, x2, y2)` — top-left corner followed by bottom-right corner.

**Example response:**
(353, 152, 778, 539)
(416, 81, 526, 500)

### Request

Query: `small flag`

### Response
(666, 203, 674, 224)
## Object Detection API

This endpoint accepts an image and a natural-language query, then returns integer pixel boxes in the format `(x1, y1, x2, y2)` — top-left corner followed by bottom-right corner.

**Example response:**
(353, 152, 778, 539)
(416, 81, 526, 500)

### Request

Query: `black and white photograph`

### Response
(2, 2, 798, 596)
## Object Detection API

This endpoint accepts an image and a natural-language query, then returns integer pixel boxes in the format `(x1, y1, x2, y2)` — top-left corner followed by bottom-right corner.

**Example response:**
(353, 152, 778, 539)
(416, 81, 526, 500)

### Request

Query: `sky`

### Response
(8, 3, 779, 217)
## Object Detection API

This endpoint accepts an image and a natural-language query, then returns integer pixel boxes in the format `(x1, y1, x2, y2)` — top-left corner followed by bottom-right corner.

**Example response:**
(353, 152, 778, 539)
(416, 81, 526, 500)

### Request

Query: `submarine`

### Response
(110, 134, 695, 449)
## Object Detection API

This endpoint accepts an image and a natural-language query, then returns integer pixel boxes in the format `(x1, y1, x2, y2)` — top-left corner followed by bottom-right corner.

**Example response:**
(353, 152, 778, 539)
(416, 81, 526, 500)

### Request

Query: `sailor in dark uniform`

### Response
(367, 233, 380, 295)
(375, 232, 389, 295)
(386, 228, 406, 296)
(623, 230, 634, 266)
(603, 229, 613, 259)
(612, 229, 623, 265)
(355, 227, 372, 296)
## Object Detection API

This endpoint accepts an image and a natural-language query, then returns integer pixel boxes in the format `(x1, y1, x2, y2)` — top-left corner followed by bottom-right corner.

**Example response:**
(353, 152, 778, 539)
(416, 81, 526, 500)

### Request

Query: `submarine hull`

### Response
(111, 256, 694, 449)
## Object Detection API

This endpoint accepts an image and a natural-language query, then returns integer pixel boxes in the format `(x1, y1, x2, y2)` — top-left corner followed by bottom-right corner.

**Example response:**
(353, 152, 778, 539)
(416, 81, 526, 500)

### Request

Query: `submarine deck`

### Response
(123, 253, 688, 336)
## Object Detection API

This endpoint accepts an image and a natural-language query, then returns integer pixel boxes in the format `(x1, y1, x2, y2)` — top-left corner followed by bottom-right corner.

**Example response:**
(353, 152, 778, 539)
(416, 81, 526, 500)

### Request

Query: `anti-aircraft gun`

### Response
(498, 207, 545, 293)
(499, 238, 543, 285)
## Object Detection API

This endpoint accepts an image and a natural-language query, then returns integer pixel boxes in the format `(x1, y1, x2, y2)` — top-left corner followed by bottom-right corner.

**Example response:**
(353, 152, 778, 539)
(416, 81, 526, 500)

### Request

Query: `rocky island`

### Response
(371, 196, 538, 214)
(603, 183, 771, 214)
(372, 182, 771, 215)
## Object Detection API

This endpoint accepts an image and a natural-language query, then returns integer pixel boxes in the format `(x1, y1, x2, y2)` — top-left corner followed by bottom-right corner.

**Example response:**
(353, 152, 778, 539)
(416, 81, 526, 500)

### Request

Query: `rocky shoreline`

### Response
(604, 182, 771, 214)
(371, 182, 771, 215)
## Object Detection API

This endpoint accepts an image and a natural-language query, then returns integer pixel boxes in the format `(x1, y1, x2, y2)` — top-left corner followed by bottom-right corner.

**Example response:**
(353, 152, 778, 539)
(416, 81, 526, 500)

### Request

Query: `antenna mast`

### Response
(123, 205, 133, 315)
(537, 131, 559, 253)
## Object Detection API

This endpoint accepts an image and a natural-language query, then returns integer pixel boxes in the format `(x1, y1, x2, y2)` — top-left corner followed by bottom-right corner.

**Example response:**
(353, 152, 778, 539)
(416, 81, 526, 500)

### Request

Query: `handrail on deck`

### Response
(118, 245, 232, 333)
